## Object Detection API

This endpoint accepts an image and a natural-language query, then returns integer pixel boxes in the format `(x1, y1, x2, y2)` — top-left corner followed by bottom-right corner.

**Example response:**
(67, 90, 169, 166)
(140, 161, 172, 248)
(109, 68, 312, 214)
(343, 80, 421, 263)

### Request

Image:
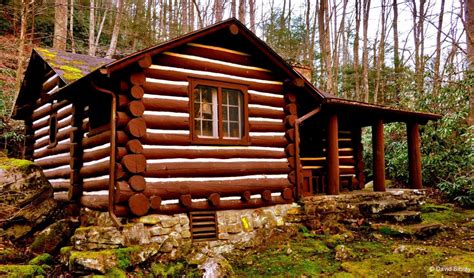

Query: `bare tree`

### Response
(106, 0, 124, 58)
(411, 0, 426, 94)
(374, 0, 388, 103)
(69, 0, 76, 53)
(88, 0, 95, 55)
(466, 0, 474, 125)
(318, 0, 334, 93)
(14, 0, 30, 98)
(231, 0, 236, 18)
(249, 0, 256, 32)
(239, 0, 246, 24)
(432, 0, 445, 97)
(353, 0, 361, 100)
(362, 0, 371, 102)
(214, 0, 223, 22)
(53, 0, 68, 50)
(392, 0, 400, 101)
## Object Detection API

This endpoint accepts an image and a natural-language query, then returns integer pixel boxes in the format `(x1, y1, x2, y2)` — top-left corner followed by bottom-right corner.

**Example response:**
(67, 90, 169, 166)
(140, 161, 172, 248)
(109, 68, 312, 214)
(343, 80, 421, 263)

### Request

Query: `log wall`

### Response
(111, 42, 295, 216)
(31, 99, 73, 198)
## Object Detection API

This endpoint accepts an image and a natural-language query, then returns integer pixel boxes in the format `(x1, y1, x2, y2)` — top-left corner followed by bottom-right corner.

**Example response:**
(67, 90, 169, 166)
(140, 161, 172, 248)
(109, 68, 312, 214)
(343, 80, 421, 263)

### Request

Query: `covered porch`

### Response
(294, 96, 441, 197)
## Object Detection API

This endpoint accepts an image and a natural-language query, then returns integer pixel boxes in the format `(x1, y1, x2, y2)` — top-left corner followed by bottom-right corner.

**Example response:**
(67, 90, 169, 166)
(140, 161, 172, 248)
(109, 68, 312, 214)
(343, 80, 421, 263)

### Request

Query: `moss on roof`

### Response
(35, 48, 114, 84)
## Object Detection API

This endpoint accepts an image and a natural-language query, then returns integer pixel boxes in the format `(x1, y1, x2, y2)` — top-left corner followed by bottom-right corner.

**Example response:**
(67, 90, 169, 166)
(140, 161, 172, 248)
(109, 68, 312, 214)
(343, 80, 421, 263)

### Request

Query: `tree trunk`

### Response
(374, 0, 387, 104)
(181, 0, 188, 32)
(318, 0, 333, 94)
(353, 0, 361, 100)
(467, 0, 474, 126)
(106, 0, 123, 58)
(433, 0, 445, 98)
(239, 0, 246, 24)
(392, 0, 400, 102)
(14, 0, 29, 103)
(53, 0, 68, 50)
(214, 0, 223, 22)
(231, 0, 236, 18)
(69, 0, 76, 53)
(88, 0, 95, 55)
(249, 0, 256, 32)
(362, 0, 370, 102)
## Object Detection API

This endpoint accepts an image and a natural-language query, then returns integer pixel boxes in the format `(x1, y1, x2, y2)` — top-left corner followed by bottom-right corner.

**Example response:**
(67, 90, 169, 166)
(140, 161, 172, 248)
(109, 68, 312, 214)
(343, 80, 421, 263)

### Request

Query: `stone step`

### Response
(358, 200, 408, 216)
(372, 223, 442, 239)
(380, 210, 422, 224)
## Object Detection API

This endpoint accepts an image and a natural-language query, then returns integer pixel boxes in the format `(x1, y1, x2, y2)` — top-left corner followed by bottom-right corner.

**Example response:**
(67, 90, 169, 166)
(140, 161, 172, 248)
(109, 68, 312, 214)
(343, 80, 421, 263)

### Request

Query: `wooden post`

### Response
(372, 120, 385, 192)
(407, 122, 422, 189)
(327, 114, 340, 195)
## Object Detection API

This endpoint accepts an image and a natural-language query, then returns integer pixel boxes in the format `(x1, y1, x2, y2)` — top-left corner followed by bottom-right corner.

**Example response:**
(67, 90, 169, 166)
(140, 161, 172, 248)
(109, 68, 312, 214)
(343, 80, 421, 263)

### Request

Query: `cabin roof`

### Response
(35, 48, 114, 84)
(14, 18, 441, 123)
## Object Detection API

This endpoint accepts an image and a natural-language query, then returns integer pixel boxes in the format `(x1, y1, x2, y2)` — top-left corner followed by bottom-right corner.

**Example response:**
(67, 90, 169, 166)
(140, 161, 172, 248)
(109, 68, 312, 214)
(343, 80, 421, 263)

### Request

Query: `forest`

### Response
(0, 0, 472, 207)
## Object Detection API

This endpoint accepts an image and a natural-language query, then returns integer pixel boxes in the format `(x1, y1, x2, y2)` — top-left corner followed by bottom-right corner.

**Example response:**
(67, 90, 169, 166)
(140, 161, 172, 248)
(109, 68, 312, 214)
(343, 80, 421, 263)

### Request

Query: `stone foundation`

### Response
(65, 189, 428, 274)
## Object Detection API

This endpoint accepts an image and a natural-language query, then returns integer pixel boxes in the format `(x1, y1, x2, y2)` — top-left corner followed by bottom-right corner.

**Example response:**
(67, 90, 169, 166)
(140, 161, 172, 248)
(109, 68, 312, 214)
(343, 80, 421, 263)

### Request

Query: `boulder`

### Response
(30, 219, 78, 254)
(0, 157, 58, 240)
(72, 226, 125, 251)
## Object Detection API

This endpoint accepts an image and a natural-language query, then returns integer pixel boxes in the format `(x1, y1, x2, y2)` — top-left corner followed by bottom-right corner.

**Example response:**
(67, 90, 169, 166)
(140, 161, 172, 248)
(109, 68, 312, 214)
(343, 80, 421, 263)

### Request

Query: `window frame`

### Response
(189, 78, 250, 145)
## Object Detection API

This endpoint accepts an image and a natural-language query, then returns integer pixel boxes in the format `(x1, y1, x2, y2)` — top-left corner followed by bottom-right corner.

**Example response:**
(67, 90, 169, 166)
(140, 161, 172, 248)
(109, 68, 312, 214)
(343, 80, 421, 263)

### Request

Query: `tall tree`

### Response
(249, 0, 256, 32)
(411, 0, 426, 94)
(467, 0, 474, 125)
(14, 0, 29, 100)
(69, 0, 76, 53)
(231, 0, 236, 18)
(88, 0, 95, 55)
(318, 0, 334, 94)
(214, 0, 223, 22)
(106, 0, 124, 58)
(53, 0, 68, 50)
(362, 0, 371, 102)
(392, 0, 400, 102)
(239, 0, 246, 24)
(353, 0, 361, 100)
(433, 0, 445, 97)
(374, 0, 387, 103)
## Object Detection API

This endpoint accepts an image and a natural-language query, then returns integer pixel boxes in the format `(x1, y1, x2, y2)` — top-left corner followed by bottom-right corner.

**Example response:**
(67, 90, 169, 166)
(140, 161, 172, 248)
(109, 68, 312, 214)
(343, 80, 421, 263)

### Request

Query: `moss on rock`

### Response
(0, 265, 46, 277)
(28, 253, 53, 266)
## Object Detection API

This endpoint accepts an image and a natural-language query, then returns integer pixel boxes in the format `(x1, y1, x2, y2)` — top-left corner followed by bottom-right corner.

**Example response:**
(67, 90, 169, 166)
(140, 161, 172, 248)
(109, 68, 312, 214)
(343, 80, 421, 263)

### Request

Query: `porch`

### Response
(293, 96, 441, 197)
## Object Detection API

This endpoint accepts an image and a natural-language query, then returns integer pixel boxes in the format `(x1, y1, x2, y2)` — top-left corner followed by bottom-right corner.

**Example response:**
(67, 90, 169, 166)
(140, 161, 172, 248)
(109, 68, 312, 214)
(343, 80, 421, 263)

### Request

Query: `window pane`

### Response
(194, 85, 217, 137)
(222, 88, 243, 139)
(229, 106, 239, 121)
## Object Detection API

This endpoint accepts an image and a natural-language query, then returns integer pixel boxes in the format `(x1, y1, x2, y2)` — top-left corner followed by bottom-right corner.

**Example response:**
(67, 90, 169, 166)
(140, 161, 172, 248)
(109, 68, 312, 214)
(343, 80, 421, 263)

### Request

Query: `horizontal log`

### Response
(143, 114, 189, 130)
(119, 94, 131, 108)
(248, 92, 285, 107)
(284, 103, 297, 115)
(79, 160, 109, 178)
(284, 115, 297, 128)
(285, 129, 295, 142)
(35, 155, 70, 169)
(143, 97, 188, 113)
(83, 178, 109, 191)
(83, 130, 128, 148)
(121, 154, 147, 173)
(32, 106, 72, 129)
(180, 44, 253, 66)
(129, 175, 146, 191)
(127, 100, 145, 117)
(83, 146, 126, 162)
(130, 72, 146, 85)
(150, 195, 162, 209)
(144, 68, 283, 94)
(145, 161, 290, 178)
(143, 147, 285, 159)
(33, 142, 70, 159)
(284, 92, 297, 103)
(44, 166, 71, 179)
(53, 192, 69, 202)
(145, 178, 292, 199)
(42, 75, 59, 93)
(149, 196, 291, 214)
(34, 127, 73, 149)
(250, 136, 287, 148)
(154, 52, 275, 81)
(131, 85, 145, 99)
(126, 118, 147, 138)
(248, 106, 285, 119)
(249, 121, 285, 132)
(142, 82, 188, 97)
(34, 117, 72, 139)
(32, 104, 51, 121)
(126, 139, 143, 154)
(80, 195, 109, 211)
(51, 181, 69, 191)
(142, 133, 190, 145)
(138, 54, 152, 68)
(128, 193, 150, 216)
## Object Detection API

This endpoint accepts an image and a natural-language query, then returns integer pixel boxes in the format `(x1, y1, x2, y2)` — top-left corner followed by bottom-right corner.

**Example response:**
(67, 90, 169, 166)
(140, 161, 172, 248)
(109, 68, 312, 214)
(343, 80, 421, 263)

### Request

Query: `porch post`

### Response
(407, 122, 422, 189)
(372, 120, 385, 192)
(327, 113, 340, 195)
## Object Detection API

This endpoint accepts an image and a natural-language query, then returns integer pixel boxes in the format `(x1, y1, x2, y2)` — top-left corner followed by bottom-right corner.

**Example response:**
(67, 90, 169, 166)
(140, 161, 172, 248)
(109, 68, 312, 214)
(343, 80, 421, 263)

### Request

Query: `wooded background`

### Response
(0, 0, 473, 205)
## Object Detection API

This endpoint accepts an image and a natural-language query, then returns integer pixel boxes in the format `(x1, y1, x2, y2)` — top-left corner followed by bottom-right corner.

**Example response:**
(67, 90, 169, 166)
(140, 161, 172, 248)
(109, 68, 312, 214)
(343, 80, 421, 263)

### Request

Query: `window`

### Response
(48, 114, 58, 147)
(190, 79, 248, 144)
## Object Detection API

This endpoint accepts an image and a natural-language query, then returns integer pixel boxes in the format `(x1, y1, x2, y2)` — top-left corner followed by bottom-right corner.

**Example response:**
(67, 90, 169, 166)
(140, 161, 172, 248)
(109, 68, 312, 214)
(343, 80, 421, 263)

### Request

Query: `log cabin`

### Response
(13, 19, 441, 227)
